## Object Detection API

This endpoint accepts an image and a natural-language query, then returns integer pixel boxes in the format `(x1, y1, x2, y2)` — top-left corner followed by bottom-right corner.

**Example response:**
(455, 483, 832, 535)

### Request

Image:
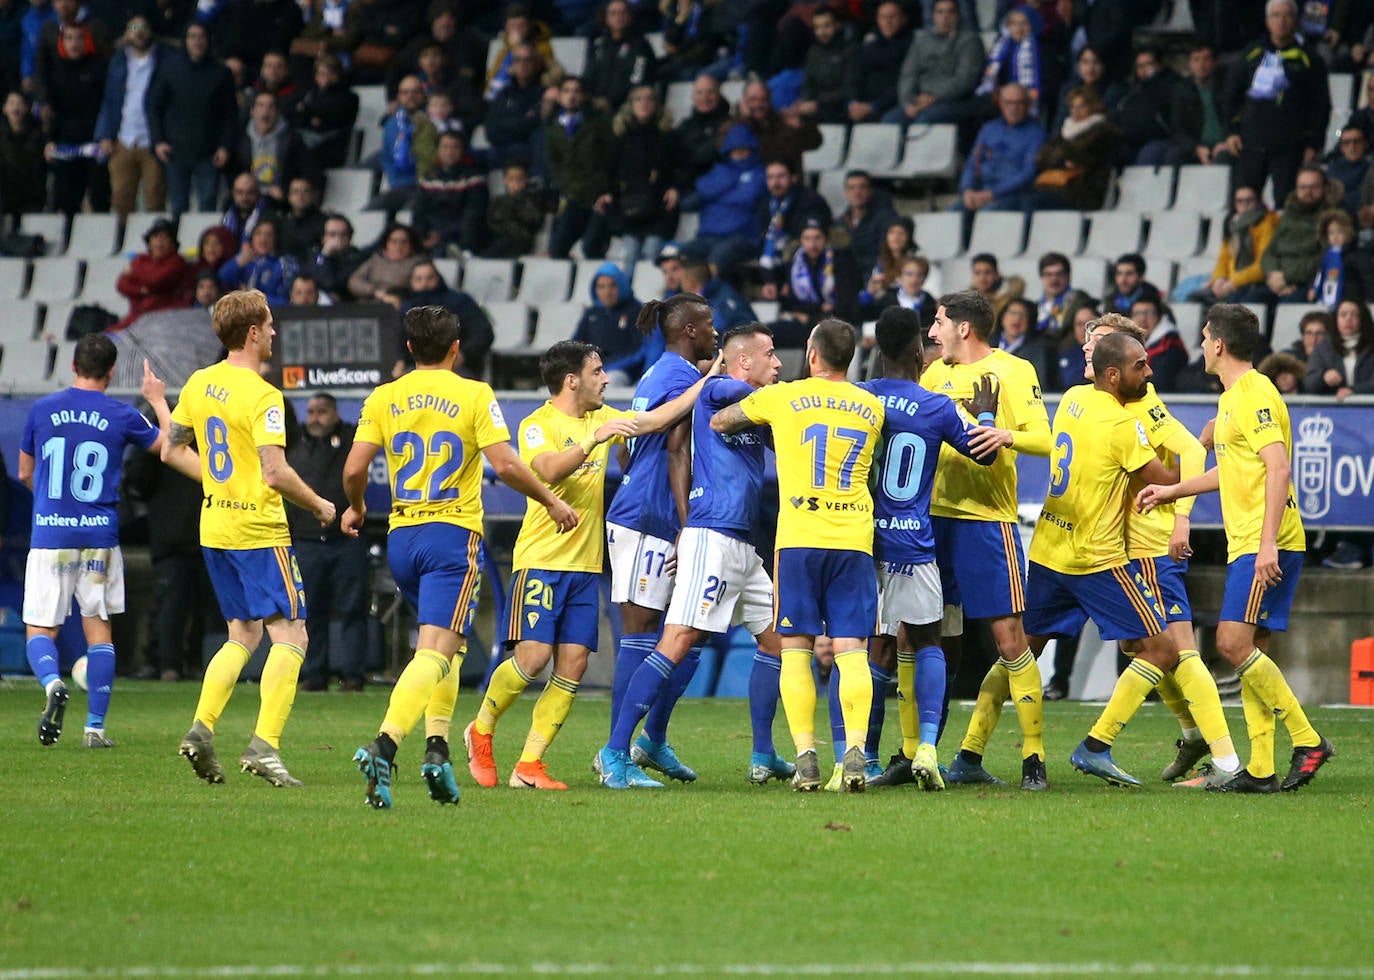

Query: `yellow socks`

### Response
(475, 658, 534, 736)
(896, 649, 918, 758)
(1088, 659, 1164, 746)
(380, 650, 449, 744)
(779, 648, 817, 754)
(1155, 667, 1196, 732)
(1237, 649, 1319, 747)
(835, 649, 872, 753)
(193, 640, 252, 732)
(425, 649, 464, 740)
(253, 642, 304, 749)
(519, 675, 579, 763)
(1240, 674, 1277, 778)
(1003, 649, 1044, 759)
(961, 661, 1009, 756)
(1171, 651, 1235, 760)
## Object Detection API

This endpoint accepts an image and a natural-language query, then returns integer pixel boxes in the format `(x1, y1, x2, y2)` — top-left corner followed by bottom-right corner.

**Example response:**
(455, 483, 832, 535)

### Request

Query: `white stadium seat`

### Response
(899, 124, 958, 179)
(803, 123, 847, 174)
(531, 300, 584, 349)
(842, 124, 902, 173)
(1082, 210, 1143, 259)
(517, 257, 572, 305)
(1114, 165, 1175, 215)
(486, 301, 532, 352)
(1024, 211, 1085, 258)
(67, 214, 120, 259)
(21, 214, 67, 255)
(0, 258, 29, 300)
(966, 211, 1025, 258)
(1144, 210, 1203, 260)
(27, 257, 82, 302)
(1174, 165, 1231, 215)
(911, 211, 964, 261)
(462, 257, 516, 304)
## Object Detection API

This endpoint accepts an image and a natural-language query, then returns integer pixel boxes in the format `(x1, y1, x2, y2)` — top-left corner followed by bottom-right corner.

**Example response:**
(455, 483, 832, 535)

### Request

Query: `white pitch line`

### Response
(2, 963, 1373, 979)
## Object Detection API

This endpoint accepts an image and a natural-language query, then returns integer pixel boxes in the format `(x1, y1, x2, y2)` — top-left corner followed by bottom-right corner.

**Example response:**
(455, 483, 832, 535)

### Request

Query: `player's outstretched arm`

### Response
(340, 438, 380, 538)
(142, 360, 202, 482)
(529, 418, 637, 485)
(636, 352, 726, 434)
(483, 441, 579, 532)
(258, 445, 336, 526)
(1137, 465, 1220, 513)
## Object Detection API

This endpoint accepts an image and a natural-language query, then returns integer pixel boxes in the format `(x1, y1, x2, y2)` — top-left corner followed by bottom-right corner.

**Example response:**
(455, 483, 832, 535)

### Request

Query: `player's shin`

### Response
(779, 649, 818, 754)
(1154, 668, 1198, 736)
(193, 640, 253, 732)
(1171, 651, 1238, 770)
(380, 650, 449, 745)
(1003, 648, 1045, 759)
(960, 661, 1010, 761)
(866, 661, 891, 761)
(521, 675, 580, 762)
(914, 646, 946, 747)
(1240, 673, 1277, 778)
(425, 649, 464, 740)
(1236, 649, 1319, 748)
(835, 649, 873, 753)
(84, 643, 116, 730)
(255, 642, 305, 749)
(748, 652, 783, 756)
(1086, 659, 1164, 750)
(609, 651, 675, 753)
(641, 646, 701, 744)
(476, 657, 534, 735)
(896, 650, 918, 757)
(26, 634, 62, 689)
(610, 633, 657, 736)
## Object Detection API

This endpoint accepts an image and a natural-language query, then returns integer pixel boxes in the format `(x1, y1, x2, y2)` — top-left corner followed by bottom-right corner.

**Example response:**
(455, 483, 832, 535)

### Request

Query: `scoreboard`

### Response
(270, 303, 401, 391)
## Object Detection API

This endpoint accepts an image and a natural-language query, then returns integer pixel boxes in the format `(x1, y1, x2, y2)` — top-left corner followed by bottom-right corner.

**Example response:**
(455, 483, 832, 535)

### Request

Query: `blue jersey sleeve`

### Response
(122, 403, 160, 452)
(20, 407, 36, 456)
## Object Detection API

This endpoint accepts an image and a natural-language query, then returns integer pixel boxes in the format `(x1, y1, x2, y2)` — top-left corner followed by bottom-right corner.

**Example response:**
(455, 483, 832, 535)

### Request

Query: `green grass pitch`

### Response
(2, 680, 1371, 979)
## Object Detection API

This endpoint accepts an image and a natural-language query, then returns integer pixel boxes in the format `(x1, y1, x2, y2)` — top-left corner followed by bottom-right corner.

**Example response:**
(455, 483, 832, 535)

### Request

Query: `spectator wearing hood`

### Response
(413, 129, 489, 255)
(1308, 207, 1371, 309)
(191, 224, 237, 280)
(545, 74, 615, 259)
(217, 217, 299, 305)
(234, 89, 316, 203)
(1108, 45, 1200, 166)
(1246, 165, 1340, 303)
(398, 259, 493, 379)
(1131, 293, 1188, 393)
(574, 262, 643, 382)
(682, 121, 765, 282)
(115, 217, 192, 328)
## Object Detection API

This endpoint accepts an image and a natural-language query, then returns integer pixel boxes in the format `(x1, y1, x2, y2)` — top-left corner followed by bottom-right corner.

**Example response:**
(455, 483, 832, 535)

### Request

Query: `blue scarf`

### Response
(487, 50, 513, 102)
(977, 31, 1041, 113)
(759, 193, 791, 270)
(790, 247, 834, 306)
(557, 110, 582, 138)
(389, 106, 415, 180)
(1038, 287, 1068, 333)
(1315, 245, 1344, 310)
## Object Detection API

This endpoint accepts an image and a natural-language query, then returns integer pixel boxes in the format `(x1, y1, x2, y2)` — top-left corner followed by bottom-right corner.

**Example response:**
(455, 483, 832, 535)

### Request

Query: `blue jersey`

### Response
(686, 375, 766, 542)
(22, 388, 159, 549)
(606, 351, 701, 541)
(860, 378, 985, 564)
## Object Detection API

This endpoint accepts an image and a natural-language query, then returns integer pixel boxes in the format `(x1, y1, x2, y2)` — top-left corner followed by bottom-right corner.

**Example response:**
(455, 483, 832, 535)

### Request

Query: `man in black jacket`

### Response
(148, 21, 236, 216)
(1110, 46, 1200, 166)
(674, 72, 730, 182)
(583, 0, 656, 112)
(795, 7, 850, 124)
(287, 393, 369, 692)
(483, 41, 546, 168)
(846, 1, 911, 123)
(1221, 0, 1330, 207)
(308, 212, 365, 299)
(757, 158, 832, 284)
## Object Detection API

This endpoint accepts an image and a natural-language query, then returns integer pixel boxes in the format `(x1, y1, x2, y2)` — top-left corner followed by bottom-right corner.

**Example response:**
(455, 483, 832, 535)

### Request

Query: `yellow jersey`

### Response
(512, 401, 633, 573)
(356, 369, 511, 534)
(921, 349, 1050, 522)
(1124, 384, 1206, 559)
(1028, 385, 1158, 575)
(738, 377, 884, 553)
(172, 361, 291, 550)
(1214, 369, 1305, 563)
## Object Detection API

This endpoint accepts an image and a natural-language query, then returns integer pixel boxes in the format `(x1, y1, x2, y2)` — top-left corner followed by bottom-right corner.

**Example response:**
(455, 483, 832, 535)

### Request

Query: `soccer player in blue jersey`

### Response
(602, 292, 718, 782)
(20, 336, 188, 747)
(858, 308, 997, 790)
(597, 323, 794, 788)
(712, 318, 885, 792)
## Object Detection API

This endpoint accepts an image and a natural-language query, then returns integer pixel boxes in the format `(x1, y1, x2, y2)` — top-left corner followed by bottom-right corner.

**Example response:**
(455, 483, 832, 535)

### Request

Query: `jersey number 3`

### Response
(1048, 432, 1073, 498)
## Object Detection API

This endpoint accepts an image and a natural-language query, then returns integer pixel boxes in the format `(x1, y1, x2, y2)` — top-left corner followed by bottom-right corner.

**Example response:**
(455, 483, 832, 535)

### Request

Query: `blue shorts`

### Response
(1219, 551, 1303, 632)
(1023, 560, 1167, 642)
(204, 545, 307, 623)
(506, 569, 600, 650)
(1136, 555, 1192, 623)
(774, 547, 878, 639)
(933, 517, 1026, 619)
(388, 523, 483, 634)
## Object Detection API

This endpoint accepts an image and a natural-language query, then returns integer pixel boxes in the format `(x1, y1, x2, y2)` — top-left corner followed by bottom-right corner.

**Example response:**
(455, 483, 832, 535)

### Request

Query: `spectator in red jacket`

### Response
(114, 218, 192, 327)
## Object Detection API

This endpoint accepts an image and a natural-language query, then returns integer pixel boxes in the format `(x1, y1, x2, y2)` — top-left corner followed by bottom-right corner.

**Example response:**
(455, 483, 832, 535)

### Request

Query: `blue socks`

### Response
(26, 634, 61, 689)
(85, 643, 116, 729)
(609, 651, 674, 753)
(915, 646, 946, 746)
(643, 646, 701, 744)
(827, 668, 843, 764)
(747, 651, 781, 756)
(610, 633, 656, 737)
(867, 662, 891, 762)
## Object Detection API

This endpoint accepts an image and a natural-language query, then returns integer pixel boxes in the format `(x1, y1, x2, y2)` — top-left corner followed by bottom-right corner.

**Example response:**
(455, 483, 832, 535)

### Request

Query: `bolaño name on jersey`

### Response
(48, 409, 111, 431)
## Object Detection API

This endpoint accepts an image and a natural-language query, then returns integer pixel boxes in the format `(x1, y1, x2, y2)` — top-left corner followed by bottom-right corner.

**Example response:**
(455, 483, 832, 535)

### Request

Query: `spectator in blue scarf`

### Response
(370, 74, 438, 213)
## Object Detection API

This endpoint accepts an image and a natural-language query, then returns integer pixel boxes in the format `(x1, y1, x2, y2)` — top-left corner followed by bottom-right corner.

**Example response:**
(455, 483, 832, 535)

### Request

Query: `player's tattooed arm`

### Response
(168, 423, 195, 447)
(159, 422, 205, 482)
(710, 403, 752, 434)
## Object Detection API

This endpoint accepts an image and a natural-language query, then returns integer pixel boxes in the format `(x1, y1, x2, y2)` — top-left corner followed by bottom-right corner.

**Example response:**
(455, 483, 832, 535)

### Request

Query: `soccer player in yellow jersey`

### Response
(147, 289, 338, 787)
(1080, 314, 1242, 786)
(1019, 333, 1182, 787)
(1139, 304, 1333, 793)
(921, 290, 1052, 790)
(342, 306, 578, 809)
(464, 339, 718, 790)
(712, 318, 884, 793)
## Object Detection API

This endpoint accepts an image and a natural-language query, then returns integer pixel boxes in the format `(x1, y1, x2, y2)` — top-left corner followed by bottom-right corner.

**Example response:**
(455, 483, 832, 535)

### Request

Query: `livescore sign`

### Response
(269, 302, 401, 392)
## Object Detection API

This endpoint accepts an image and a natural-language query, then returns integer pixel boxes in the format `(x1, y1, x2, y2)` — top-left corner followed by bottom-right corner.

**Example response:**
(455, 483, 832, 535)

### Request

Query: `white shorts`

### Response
(876, 559, 942, 636)
(665, 526, 774, 637)
(607, 522, 677, 610)
(23, 547, 125, 628)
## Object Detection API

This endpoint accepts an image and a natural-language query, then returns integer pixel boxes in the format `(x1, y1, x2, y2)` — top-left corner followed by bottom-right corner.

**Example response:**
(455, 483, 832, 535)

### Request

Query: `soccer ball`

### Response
(71, 655, 88, 692)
